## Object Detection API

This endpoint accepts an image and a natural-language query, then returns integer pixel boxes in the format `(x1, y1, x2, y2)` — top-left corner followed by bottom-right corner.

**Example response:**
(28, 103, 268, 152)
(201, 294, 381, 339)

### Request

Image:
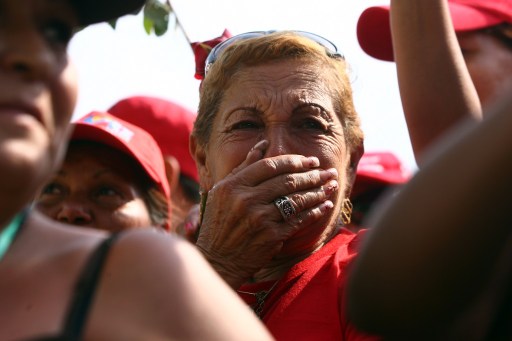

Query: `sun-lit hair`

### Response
(145, 187, 169, 228)
(193, 31, 364, 159)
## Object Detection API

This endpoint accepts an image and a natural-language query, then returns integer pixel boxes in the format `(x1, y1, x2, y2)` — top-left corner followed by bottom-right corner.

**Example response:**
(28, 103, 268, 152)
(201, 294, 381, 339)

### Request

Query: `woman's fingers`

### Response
(282, 200, 335, 237)
(284, 179, 338, 214)
(235, 154, 321, 187)
(230, 140, 269, 175)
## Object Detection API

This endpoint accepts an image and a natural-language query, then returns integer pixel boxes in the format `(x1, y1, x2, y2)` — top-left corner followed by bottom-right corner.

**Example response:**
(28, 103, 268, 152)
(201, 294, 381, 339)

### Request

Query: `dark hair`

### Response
(485, 23, 512, 50)
(179, 174, 200, 203)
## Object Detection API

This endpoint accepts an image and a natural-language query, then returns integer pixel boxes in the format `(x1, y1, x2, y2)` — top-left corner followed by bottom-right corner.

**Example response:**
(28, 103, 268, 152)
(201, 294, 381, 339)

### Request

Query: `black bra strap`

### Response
(62, 233, 122, 340)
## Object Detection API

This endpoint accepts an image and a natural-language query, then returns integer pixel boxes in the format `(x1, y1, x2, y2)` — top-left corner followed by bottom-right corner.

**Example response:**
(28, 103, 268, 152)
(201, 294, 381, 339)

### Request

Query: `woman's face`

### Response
(199, 59, 354, 234)
(458, 29, 512, 107)
(0, 0, 78, 199)
(34, 143, 153, 232)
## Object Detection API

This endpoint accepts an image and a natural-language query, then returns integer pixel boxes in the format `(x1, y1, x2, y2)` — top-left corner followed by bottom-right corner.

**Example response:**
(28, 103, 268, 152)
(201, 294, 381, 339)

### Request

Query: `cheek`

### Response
(51, 62, 77, 132)
(103, 199, 153, 231)
(466, 51, 512, 106)
(206, 138, 255, 183)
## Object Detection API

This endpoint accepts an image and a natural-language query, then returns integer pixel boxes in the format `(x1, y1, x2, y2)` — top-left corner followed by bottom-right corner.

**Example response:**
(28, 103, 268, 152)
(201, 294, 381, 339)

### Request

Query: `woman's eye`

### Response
(41, 183, 64, 196)
(300, 118, 327, 131)
(42, 20, 73, 45)
(95, 187, 121, 198)
(231, 120, 261, 130)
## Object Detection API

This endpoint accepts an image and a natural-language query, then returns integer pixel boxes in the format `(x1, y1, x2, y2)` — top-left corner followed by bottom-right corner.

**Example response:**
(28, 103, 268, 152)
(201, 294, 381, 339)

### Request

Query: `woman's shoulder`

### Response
(85, 228, 273, 340)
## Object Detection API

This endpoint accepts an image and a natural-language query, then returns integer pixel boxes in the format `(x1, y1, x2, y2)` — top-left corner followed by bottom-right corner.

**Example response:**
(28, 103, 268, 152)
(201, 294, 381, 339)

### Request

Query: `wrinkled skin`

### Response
(34, 143, 153, 232)
(191, 60, 359, 288)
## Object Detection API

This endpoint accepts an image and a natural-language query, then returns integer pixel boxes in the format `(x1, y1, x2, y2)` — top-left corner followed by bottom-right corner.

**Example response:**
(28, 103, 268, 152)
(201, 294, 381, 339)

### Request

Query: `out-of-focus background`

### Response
(68, 0, 414, 170)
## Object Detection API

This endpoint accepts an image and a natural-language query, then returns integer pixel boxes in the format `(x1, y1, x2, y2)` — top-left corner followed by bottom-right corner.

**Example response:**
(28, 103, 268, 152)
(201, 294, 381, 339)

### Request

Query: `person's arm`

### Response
(391, 0, 482, 166)
(347, 87, 512, 338)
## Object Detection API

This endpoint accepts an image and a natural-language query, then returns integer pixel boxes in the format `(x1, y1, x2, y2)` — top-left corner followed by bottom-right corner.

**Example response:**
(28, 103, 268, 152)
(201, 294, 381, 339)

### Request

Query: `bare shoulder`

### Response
(88, 229, 274, 341)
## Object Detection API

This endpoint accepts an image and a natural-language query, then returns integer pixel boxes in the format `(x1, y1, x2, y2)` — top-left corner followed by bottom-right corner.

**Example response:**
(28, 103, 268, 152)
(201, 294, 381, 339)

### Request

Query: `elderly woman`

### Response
(0, 0, 274, 340)
(190, 31, 378, 340)
(35, 111, 172, 231)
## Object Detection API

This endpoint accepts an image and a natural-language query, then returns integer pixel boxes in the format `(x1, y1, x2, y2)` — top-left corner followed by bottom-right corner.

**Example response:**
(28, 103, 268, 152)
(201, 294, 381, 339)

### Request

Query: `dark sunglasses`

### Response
(204, 30, 344, 76)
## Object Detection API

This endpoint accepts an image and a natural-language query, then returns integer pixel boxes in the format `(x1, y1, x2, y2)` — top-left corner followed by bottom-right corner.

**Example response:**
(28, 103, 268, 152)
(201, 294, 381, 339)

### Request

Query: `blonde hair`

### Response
(193, 31, 363, 156)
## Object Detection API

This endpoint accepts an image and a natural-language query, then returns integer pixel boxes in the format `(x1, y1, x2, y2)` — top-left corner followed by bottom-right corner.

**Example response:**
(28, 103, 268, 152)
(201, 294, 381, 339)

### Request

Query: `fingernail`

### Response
(320, 200, 334, 212)
(323, 180, 338, 195)
(304, 156, 319, 168)
(320, 168, 338, 181)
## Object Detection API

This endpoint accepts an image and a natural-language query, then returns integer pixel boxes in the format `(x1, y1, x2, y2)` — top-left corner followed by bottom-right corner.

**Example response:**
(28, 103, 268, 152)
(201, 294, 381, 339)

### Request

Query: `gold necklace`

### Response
(237, 280, 279, 318)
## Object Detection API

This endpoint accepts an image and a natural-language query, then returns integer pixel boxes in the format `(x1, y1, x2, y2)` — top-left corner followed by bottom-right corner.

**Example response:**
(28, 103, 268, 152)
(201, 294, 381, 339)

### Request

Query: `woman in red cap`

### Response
(108, 95, 201, 234)
(0, 0, 274, 340)
(34, 111, 173, 232)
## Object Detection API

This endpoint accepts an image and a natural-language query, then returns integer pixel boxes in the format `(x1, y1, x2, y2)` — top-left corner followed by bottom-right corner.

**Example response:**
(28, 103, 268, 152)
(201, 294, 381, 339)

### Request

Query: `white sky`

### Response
(68, 0, 418, 171)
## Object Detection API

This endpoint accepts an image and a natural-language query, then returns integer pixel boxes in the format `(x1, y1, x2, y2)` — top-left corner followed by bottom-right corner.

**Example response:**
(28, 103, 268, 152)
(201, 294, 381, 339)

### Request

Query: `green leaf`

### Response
(108, 19, 117, 29)
(143, 0, 172, 36)
(143, 16, 154, 35)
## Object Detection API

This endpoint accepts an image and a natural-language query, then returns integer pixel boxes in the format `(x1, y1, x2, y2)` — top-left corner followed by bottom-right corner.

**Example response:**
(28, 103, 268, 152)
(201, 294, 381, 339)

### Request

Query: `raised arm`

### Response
(347, 85, 512, 338)
(390, 0, 482, 166)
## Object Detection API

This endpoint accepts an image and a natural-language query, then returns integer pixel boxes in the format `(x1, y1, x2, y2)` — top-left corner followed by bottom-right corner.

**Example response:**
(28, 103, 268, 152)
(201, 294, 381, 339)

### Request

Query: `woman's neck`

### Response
(250, 225, 341, 283)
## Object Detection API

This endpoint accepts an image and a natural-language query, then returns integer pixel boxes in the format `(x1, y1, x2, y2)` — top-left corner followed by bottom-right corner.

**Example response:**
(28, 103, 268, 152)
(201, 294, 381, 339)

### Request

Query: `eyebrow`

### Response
(293, 103, 334, 122)
(93, 169, 115, 179)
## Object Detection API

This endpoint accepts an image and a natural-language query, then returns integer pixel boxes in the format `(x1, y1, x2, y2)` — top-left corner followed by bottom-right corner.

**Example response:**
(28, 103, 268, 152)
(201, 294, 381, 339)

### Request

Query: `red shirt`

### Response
(238, 229, 380, 341)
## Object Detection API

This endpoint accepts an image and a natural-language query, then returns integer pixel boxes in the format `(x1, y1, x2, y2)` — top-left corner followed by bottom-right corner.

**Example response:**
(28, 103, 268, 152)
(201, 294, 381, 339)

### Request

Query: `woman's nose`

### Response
(55, 202, 93, 226)
(264, 126, 293, 157)
(0, 30, 54, 81)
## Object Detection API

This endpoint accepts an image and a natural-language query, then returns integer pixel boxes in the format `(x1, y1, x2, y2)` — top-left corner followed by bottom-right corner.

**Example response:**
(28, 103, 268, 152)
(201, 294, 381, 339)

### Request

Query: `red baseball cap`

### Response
(71, 111, 171, 223)
(351, 152, 412, 198)
(108, 96, 199, 183)
(71, 0, 145, 26)
(357, 0, 512, 62)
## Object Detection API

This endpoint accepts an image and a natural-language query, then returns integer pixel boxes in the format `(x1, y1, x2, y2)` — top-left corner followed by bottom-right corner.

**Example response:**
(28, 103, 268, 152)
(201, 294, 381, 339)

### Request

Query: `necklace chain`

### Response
(237, 280, 279, 318)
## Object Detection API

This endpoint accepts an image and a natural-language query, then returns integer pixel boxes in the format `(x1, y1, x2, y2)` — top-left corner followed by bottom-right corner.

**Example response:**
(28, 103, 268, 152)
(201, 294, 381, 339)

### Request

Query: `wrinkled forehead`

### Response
(226, 59, 335, 100)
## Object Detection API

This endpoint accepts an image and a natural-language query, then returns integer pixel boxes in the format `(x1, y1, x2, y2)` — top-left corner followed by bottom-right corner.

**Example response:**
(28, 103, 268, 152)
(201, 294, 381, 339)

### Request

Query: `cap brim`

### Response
(71, 123, 167, 192)
(357, 3, 507, 62)
(71, 123, 142, 170)
(71, 0, 145, 26)
(351, 172, 408, 199)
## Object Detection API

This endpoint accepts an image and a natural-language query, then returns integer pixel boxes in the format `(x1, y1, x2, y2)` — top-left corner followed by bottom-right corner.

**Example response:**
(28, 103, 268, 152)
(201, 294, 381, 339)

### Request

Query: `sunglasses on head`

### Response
(204, 30, 344, 76)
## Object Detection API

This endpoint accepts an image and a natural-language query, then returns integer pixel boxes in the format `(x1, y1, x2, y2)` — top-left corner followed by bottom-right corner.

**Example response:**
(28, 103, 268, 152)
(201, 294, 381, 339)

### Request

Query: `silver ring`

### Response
(273, 196, 296, 221)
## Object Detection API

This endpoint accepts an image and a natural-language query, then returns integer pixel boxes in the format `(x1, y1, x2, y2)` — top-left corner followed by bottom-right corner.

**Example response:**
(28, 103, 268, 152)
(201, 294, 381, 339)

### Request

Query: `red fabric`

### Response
(357, 0, 512, 61)
(238, 229, 381, 341)
(108, 96, 199, 182)
(190, 29, 232, 80)
(351, 152, 411, 198)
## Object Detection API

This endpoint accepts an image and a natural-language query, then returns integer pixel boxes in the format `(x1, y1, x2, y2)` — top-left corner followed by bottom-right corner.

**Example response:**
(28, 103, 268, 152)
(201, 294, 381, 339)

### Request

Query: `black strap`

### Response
(61, 233, 122, 340)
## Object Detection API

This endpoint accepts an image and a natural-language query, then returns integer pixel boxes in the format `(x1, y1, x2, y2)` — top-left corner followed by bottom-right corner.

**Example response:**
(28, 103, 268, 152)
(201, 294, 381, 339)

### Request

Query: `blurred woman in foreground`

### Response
(0, 1, 273, 340)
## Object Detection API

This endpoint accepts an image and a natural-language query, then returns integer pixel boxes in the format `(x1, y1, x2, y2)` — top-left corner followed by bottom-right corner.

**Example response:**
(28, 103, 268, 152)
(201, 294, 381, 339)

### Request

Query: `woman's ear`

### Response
(164, 155, 181, 193)
(346, 143, 364, 196)
(190, 135, 214, 190)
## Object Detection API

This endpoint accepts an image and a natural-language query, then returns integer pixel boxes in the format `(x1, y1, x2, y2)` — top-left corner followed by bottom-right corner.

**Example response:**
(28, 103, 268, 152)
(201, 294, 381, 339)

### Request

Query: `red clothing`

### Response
(238, 229, 380, 341)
